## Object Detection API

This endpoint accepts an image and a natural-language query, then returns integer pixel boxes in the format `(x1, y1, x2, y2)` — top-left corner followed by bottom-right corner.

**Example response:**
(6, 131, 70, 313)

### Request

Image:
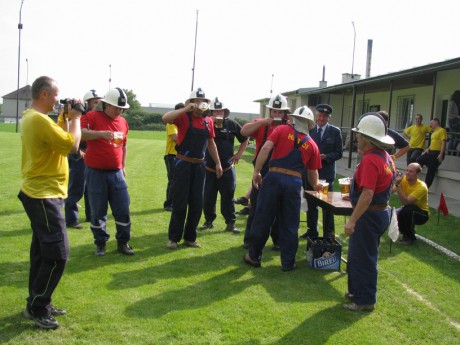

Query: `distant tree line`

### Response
(122, 89, 249, 131)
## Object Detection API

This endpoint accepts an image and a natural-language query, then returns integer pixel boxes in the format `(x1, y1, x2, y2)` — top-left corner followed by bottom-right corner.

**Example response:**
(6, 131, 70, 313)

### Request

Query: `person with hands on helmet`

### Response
(243, 105, 321, 271)
(240, 93, 290, 250)
(343, 113, 396, 312)
(81, 87, 134, 257)
(162, 88, 223, 249)
(64, 89, 102, 229)
(199, 98, 249, 233)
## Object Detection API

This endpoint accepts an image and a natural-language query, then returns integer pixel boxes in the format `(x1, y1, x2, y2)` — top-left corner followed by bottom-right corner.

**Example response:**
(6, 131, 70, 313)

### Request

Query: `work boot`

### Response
(94, 243, 106, 256)
(118, 242, 135, 255)
(234, 196, 249, 206)
(225, 222, 240, 234)
(198, 222, 213, 230)
(236, 206, 250, 215)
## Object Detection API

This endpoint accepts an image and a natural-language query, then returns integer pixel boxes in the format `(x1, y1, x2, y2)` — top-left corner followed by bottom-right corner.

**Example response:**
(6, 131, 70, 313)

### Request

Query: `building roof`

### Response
(2, 85, 32, 100)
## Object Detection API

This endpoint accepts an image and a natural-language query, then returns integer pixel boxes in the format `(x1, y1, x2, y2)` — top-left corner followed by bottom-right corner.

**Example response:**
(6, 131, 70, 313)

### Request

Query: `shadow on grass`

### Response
(0, 228, 30, 237)
(0, 312, 39, 342)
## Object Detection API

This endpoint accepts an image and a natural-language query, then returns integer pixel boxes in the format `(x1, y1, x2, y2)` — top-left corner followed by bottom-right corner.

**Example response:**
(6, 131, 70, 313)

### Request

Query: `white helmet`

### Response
(266, 93, 290, 111)
(186, 88, 210, 104)
(100, 88, 130, 109)
(83, 89, 102, 102)
(289, 106, 315, 134)
(210, 97, 226, 111)
(352, 113, 394, 147)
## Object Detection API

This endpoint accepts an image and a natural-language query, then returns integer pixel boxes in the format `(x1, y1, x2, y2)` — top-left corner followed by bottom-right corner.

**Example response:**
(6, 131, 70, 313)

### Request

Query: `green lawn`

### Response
(0, 125, 459, 344)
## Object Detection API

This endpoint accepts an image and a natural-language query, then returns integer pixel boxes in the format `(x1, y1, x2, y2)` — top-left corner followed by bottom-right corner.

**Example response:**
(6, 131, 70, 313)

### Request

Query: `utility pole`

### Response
(15, 0, 25, 133)
(351, 21, 356, 78)
(191, 10, 199, 91)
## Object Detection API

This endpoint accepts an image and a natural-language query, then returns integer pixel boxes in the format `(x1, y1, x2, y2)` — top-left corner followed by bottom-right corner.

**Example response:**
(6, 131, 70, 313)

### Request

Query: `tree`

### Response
(124, 89, 141, 112)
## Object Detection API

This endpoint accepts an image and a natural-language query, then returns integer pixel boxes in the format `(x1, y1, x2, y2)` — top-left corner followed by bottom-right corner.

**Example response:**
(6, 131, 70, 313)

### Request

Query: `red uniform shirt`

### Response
(268, 125, 322, 170)
(354, 148, 394, 193)
(250, 118, 276, 158)
(81, 110, 129, 170)
(174, 113, 215, 145)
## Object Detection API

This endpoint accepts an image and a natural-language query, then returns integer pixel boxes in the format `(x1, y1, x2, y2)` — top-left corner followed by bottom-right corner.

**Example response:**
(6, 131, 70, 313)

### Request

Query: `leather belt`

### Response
(357, 203, 389, 211)
(268, 167, 302, 178)
(176, 153, 204, 164)
(205, 164, 234, 173)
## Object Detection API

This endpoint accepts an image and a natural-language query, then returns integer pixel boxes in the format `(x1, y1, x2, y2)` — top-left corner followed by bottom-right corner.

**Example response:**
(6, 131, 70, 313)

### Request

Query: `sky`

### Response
(1, 0, 460, 114)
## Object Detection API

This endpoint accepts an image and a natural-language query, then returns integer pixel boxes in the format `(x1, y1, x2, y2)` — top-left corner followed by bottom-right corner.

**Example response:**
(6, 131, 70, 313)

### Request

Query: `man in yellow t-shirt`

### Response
(404, 114, 431, 164)
(163, 103, 181, 211)
(416, 118, 447, 188)
(393, 163, 429, 245)
(18, 76, 82, 329)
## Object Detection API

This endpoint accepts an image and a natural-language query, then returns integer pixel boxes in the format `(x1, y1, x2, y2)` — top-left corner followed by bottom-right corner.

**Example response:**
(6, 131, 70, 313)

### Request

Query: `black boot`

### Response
(225, 222, 240, 234)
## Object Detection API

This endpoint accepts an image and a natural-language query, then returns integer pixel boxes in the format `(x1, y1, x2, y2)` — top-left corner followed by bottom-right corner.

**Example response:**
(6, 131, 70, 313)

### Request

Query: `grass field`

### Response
(0, 124, 459, 344)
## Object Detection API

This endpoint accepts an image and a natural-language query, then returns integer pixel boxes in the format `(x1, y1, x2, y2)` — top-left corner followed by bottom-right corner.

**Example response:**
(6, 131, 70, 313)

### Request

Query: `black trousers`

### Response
(18, 191, 69, 317)
(416, 151, 441, 188)
(397, 204, 429, 240)
(164, 154, 176, 209)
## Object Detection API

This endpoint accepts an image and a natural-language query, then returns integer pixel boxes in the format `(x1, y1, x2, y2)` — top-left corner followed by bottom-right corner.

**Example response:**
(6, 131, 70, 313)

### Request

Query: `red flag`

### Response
(437, 193, 449, 216)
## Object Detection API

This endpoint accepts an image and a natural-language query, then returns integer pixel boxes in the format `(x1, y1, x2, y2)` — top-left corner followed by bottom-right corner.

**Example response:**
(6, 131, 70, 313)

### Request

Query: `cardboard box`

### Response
(306, 236, 342, 270)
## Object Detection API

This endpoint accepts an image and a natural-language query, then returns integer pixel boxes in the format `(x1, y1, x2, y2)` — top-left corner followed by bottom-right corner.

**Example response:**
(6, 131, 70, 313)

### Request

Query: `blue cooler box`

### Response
(306, 236, 342, 270)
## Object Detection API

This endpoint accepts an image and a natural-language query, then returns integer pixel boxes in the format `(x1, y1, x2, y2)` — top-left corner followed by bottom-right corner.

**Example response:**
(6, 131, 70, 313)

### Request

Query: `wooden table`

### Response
(304, 191, 353, 217)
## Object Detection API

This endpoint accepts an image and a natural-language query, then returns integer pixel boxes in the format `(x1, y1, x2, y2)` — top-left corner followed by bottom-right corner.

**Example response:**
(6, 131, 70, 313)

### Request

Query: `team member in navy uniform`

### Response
(240, 93, 290, 250)
(343, 113, 396, 312)
(301, 104, 343, 239)
(243, 106, 322, 271)
(162, 88, 223, 249)
(200, 98, 249, 233)
(65, 89, 101, 229)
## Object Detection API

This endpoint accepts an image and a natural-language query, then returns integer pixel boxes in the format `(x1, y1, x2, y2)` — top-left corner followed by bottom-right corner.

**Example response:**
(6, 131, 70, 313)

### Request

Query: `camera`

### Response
(60, 98, 86, 115)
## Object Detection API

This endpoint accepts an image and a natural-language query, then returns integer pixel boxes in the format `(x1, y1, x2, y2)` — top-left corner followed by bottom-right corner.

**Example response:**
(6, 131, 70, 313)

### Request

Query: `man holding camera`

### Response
(81, 88, 134, 257)
(19, 76, 83, 329)
(64, 90, 102, 229)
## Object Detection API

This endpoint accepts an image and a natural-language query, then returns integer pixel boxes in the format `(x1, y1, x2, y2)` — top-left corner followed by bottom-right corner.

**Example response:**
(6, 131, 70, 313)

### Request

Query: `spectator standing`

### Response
(163, 103, 182, 211)
(393, 163, 429, 245)
(240, 93, 290, 250)
(243, 106, 321, 271)
(343, 113, 396, 312)
(200, 98, 248, 233)
(162, 88, 223, 249)
(64, 89, 101, 228)
(447, 90, 460, 152)
(81, 88, 134, 256)
(300, 104, 343, 239)
(19, 76, 82, 329)
(416, 118, 447, 188)
(403, 114, 431, 164)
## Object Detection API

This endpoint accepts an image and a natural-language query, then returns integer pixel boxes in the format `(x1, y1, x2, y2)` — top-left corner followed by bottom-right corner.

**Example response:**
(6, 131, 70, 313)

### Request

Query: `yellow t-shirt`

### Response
(164, 123, 178, 155)
(400, 176, 429, 213)
(20, 108, 75, 198)
(404, 124, 431, 149)
(429, 127, 447, 151)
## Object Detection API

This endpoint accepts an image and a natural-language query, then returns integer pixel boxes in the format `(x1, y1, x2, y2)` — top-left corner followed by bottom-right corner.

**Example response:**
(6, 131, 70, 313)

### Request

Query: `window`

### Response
(396, 95, 414, 130)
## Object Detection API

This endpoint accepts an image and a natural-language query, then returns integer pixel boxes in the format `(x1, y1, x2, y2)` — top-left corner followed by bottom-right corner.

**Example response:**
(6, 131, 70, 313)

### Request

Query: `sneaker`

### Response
(118, 243, 135, 255)
(299, 230, 318, 239)
(198, 222, 213, 230)
(94, 244, 106, 256)
(344, 292, 354, 301)
(184, 240, 202, 248)
(234, 196, 249, 206)
(164, 206, 173, 212)
(243, 253, 261, 268)
(343, 303, 375, 312)
(236, 206, 250, 215)
(399, 238, 415, 246)
(66, 222, 83, 229)
(281, 263, 297, 272)
(166, 241, 178, 249)
(24, 305, 67, 319)
(33, 313, 59, 329)
(22, 308, 33, 320)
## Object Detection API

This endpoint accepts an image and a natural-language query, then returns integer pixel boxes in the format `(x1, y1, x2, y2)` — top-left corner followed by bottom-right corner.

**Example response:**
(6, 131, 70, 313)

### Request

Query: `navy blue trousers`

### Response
(203, 167, 236, 224)
(65, 156, 90, 224)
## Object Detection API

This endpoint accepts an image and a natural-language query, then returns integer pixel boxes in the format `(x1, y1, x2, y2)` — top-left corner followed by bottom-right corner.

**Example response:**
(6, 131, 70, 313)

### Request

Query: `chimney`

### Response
(319, 65, 327, 88)
(366, 39, 373, 78)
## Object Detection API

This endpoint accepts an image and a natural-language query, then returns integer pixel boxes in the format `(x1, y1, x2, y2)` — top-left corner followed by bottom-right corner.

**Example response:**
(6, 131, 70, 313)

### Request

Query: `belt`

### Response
(205, 164, 234, 173)
(268, 167, 302, 178)
(366, 203, 389, 211)
(176, 153, 204, 164)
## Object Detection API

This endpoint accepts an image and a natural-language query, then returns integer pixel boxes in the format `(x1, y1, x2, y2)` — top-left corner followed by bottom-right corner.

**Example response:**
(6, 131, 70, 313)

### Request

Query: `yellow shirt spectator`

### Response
(429, 127, 447, 151)
(400, 176, 429, 213)
(164, 123, 178, 155)
(404, 124, 431, 149)
(20, 108, 74, 198)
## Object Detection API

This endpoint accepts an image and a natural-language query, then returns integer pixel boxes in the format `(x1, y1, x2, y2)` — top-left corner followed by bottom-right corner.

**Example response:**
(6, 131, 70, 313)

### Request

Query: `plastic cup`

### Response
(273, 117, 282, 127)
(113, 131, 123, 147)
(339, 178, 351, 197)
(321, 182, 329, 196)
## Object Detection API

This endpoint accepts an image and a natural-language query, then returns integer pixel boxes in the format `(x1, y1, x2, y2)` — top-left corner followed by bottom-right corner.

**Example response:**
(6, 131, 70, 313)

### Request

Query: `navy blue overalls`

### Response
(203, 119, 237, 225)
(347, 149, 395, 305)
(244, 126, 280, 246)
(168, 113, 209, 243)
(249, 129, 309, 269)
